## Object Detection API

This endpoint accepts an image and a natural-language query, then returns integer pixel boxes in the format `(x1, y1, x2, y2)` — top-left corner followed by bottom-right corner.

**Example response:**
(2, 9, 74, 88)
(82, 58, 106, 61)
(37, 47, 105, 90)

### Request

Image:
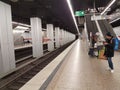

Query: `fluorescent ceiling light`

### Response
(101, 0, 116, 15)
(66, 0, 80, 34)
(110, 17, 120, 23)
(12, 21, 31, 27)
(42, 28, 47, 31)
(13, 30, 24, 33)
(15, 26, 29, 30)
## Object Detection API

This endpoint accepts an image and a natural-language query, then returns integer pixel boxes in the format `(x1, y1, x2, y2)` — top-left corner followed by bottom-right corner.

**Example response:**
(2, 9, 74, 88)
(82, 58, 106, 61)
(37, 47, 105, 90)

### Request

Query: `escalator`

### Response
(98, 20, 116, 38)
(85, 15, 91, 40)
(98, 20, 108, 38)
(92, 21, 98, 33)
(104, 20, 116, 37)
(85, 15, 99, 40)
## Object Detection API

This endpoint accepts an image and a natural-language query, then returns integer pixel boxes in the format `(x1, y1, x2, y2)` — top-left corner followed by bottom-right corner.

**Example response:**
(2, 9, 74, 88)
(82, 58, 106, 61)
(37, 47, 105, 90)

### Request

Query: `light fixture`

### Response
(15, 26, 29, 30)
(13, 30, 24, 33)
(66, 0, 80, 35)
(12, 21, 31, 27)
(101, 0, 116, 15)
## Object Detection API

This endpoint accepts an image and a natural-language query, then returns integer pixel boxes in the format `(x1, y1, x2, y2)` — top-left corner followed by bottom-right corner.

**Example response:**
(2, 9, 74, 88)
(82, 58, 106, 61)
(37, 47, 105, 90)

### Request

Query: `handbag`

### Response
(98, 47, 107, 60)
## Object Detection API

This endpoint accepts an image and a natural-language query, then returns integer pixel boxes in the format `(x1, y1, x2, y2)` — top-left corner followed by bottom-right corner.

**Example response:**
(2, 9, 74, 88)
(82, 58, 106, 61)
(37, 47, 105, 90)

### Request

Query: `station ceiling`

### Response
(1, 0, 112, 34)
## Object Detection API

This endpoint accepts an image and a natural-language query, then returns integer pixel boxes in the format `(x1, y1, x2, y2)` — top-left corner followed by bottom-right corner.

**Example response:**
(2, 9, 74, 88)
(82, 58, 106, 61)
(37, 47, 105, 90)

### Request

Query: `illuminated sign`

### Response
(75, 11, 85, 16)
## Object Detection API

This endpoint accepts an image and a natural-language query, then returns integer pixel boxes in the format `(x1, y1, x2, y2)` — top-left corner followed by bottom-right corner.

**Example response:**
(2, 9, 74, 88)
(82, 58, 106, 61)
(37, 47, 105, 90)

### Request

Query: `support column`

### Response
(67, 32, 69, 42)
(61, 29, 64, 45)
(63, 30, 66, 44)
(30, 17, 43, 58)
(55, 27, 60, 48)
(65, 30, 67, 44)
(66, 31, 69, 43)
(47, 24, 54, 51)
(0, 1, 15, 77)
(69, 33, 71, 41)
(59, 29, 62, 46)
(68, 32, 70, 42)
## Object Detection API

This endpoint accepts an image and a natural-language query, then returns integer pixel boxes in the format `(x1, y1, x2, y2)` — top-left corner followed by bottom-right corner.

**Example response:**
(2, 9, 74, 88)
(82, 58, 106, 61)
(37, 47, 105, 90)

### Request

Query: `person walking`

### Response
(104, 32, 115, 73)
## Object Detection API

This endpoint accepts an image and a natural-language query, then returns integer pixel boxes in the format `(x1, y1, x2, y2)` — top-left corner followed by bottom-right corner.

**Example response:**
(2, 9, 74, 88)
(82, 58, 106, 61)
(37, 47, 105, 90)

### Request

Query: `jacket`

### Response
(104, 38, 115, 57)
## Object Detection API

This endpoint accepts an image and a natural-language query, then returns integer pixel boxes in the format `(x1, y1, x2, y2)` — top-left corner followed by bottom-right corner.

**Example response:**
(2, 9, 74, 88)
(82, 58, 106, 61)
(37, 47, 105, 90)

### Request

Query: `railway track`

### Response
(15, 44, 48, 60)
(0, 41, 73, 90)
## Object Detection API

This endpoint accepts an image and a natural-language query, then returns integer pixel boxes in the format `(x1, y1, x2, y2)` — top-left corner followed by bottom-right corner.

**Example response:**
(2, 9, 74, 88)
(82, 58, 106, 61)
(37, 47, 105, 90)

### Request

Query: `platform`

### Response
(47, 40, 120, 90)
(14, 44, 32, 50)
(20, 39, 120, 90)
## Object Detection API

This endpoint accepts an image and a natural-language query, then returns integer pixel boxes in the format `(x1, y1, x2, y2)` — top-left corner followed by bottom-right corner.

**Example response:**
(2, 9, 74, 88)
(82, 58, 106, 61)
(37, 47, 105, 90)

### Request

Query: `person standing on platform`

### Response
(88, 33, 97, 56)
(95, 32, 103, 57)
(104, 32, 115, 73)
(91, 34, 97, 48)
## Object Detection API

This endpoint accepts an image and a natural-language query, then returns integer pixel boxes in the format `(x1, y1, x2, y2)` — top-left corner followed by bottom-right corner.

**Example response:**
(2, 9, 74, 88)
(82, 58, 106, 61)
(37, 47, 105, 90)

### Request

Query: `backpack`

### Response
(113, 38, 119, 50)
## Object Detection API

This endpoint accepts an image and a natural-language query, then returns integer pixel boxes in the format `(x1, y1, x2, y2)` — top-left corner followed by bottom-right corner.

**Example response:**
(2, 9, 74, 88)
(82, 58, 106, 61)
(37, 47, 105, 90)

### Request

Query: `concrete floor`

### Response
(46, 39, 120, 90)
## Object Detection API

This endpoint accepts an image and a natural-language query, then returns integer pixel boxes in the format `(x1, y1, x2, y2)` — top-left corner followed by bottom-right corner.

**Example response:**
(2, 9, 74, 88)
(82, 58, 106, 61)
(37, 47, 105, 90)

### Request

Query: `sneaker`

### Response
(111, 70, 114, 73)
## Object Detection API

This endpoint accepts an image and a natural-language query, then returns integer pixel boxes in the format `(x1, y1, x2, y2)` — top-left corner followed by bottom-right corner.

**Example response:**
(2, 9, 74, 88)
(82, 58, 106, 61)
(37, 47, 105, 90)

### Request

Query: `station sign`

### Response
(75, 11, 85, 17)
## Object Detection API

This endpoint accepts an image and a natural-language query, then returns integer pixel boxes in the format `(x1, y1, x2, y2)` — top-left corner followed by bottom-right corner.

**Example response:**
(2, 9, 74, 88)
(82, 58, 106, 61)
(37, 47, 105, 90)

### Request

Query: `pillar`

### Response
(30, 17, 43, 58)
(55, 27, 60, 48)
(63, 30, 66, 44)
(68, 32, 70, 42)
(66, 31, 69, 43)
(59, 29, 62, 46)
(61, 29, 64, 45)
(0, 1, 15, 77)
(65, 30, 67, 44)
(47, 24, 54, 51)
